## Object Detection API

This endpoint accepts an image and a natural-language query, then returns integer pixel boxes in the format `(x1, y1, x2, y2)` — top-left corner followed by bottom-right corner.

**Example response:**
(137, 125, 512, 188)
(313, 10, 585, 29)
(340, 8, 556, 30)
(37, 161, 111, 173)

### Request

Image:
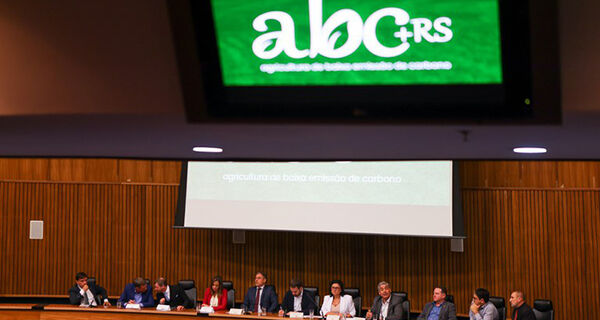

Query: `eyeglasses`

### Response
(331, 287, 342, 290)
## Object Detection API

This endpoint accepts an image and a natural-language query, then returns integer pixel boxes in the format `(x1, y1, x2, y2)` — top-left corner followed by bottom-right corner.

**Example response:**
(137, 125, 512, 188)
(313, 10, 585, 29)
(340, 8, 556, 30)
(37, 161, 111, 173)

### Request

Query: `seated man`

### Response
(509, 291, 535, 320)
(68, 272, 110, 307)
(242, 271, 278, 313)
(366, 281, 406, 320)
(118, 277, 154, 308)
(416, 287, 457, 320)
(153, 277, 193, 311)
(279, 279, 318, 316)
(469, 288, 498, 320)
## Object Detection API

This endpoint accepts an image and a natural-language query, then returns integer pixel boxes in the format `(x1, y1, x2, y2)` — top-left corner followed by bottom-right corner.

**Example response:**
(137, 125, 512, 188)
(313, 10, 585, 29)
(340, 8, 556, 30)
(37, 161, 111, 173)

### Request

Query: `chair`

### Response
(392, 292, 410, 320)
(179, 280, 197, 307)
(445, 295, 454, 304)
(489, 296, 506, 320)
(304, 286, 320, 309)
(344, 288, 362, 317)
(222, 281, 236, 309)
(86, 277, 96, 287)
(533, 299, 554, 320)
(86, 277, 100, 305)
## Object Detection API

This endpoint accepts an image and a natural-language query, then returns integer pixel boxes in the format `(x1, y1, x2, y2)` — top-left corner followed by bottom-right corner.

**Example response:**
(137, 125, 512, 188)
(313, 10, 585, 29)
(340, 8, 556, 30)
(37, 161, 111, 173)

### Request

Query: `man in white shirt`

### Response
(153, 277, 193, 310)
(366, 281, 407, 320)
(68, 272, 110, 306)
(279, 279, 318, 316)
(242, 272, 279, 313)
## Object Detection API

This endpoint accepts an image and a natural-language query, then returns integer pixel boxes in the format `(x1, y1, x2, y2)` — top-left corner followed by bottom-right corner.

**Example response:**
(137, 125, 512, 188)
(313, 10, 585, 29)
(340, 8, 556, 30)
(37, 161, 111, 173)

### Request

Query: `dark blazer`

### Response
(118, 283, 154, 307)
(242, 285, 279, 313)
(281, 289, 318, 315)
(370, 295, 407, 320)
(416, 301, 457, 320)
(511, 303, 536, 320)
(68, 284, 108, 306)
(157, 284, 193, 309)
(203, 288, 228, 311)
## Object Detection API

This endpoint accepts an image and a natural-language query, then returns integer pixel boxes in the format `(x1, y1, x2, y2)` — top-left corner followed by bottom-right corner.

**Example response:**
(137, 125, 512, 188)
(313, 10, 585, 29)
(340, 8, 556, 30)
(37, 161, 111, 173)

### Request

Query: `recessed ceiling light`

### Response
(513, 147, 547, 154)
(192, 146, 223, 153)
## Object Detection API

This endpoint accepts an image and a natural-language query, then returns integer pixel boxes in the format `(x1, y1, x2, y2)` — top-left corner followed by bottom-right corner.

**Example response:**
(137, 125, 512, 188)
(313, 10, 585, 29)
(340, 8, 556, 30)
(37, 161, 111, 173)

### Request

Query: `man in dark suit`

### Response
(118, 277, 154, 308)
(509, 291, 536, 320)
(279, 279, 318, 316)
(68, 272, 110, 307)
(242, 271, 279, 313)
(417, 287, 457, 320)
(153, 277, 193, 311)
(366, 281, 407, 320)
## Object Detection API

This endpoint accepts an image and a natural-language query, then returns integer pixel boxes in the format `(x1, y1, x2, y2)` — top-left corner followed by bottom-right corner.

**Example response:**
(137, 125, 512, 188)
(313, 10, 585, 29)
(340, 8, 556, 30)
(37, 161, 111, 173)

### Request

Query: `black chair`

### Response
(533, 299, 554, 320)
(392, 292, 410, 320)
(86, 277, 96, 287)
(179, 280, 197, 307)
(345, 288, 362, 317)
(489, 296, 506, 320)
(445, 295, 454, 304)
(222, 281, 236, 309)
(86, 277, 101, 305)
(304, 286, 320, 309)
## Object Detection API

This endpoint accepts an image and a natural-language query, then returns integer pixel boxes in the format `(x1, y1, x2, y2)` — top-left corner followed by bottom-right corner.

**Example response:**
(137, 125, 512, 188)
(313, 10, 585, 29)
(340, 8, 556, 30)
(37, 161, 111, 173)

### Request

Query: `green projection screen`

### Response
(177, 161, 465, 238)
(210, 0, 503, 86)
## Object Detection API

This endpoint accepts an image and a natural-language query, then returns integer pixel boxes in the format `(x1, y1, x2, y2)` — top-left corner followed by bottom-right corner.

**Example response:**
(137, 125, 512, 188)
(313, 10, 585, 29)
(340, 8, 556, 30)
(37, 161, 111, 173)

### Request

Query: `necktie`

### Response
(254, 287, 262, 312)
(83, 292, 89, 305)
(514, 310, 518, 320)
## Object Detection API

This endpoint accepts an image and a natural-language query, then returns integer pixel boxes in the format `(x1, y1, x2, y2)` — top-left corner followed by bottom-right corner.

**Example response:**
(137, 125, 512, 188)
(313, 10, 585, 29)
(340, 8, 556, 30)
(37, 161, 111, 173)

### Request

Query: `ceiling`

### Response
(0, 0, 599, 160)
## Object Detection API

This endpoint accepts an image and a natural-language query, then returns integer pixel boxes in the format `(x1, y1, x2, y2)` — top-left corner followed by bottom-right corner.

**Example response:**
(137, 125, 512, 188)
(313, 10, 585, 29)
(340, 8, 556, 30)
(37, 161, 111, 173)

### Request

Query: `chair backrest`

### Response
(222, 281, 235, 309)
(304, 287, 320, 308)
(86, 277, 99, 304)
(86, 277, 96, 288)
(489, 296, 506, 320)
(445, 295, 454, 304)
(392, 291, 410, 320)
(179, 280, 197, 307)
(533, 299, 554, 320)
(344, 288, 361, 316)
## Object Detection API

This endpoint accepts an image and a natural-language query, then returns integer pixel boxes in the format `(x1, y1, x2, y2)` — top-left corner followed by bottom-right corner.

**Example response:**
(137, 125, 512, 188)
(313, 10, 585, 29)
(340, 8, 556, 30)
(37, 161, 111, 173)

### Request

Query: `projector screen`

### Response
(176, 161, 464, 238)
(210, 0, 503, 86)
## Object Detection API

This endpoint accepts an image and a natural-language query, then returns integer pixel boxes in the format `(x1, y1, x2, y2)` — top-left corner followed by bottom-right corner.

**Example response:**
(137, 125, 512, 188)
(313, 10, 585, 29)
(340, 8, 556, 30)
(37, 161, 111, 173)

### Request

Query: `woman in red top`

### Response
(202, 276, 228, 311)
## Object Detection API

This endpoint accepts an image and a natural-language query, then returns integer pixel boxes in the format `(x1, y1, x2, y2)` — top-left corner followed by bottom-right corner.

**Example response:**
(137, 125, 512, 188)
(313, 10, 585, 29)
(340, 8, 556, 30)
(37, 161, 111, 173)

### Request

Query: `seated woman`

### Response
(321, 280, 356, 318)
(202, 276, 228, 311)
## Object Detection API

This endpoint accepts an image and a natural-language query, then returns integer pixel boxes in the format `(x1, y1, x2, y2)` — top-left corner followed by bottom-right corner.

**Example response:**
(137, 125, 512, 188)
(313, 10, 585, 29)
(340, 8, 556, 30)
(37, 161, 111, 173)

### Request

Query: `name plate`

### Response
(326, 315, 340, 320)
(156, 304, 171, 311)
(229, 308, 244, 315)
(289, 312, 304, 318)
(126, 303, 141, 310)
(200, 306, 215, 313)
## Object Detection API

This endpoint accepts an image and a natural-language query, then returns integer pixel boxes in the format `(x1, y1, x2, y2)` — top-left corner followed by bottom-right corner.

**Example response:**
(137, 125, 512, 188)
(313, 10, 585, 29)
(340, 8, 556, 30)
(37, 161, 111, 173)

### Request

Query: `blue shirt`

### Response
(427, 303, 443, 320)
(134, 292, 143, 304)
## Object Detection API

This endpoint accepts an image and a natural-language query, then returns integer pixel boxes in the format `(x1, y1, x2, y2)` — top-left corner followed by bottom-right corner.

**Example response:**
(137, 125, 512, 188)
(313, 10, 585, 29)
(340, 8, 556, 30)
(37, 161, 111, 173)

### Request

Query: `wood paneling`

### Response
(0, 159, 598, 320)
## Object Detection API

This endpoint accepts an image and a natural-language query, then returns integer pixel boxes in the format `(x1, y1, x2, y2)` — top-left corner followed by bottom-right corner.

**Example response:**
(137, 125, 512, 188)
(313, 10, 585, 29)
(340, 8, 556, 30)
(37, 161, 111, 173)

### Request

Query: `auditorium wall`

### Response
(0, 158, 597, 319)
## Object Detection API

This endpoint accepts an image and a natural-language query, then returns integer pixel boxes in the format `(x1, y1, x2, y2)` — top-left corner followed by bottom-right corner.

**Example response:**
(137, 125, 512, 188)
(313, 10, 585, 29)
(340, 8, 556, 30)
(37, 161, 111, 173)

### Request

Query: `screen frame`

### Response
(166, 0, 561, 123)
(174, 160, 466, 239)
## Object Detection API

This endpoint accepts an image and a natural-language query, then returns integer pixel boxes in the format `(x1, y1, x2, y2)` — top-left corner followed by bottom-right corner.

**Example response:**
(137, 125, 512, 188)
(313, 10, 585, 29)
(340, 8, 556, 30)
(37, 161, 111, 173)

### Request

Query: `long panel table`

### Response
(0, 304, 40, 320)
(41, 304, 197, 319)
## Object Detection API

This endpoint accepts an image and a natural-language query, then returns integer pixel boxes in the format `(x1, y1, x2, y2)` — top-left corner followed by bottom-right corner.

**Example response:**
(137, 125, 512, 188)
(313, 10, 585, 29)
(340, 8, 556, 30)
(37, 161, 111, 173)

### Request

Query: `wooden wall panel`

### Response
(48, 159, 120, 182)
(0, 159, 598, 320)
